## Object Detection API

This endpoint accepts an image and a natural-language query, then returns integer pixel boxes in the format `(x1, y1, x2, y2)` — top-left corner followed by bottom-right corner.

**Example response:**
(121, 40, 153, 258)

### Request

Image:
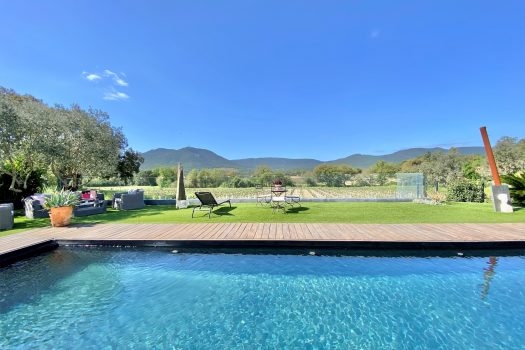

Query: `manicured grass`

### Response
(3, 202, 523, 237)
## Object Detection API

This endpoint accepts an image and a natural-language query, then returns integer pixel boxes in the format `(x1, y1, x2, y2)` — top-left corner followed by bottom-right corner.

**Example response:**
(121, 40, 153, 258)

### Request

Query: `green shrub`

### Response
(156, 167, 177, 188)
(221, 176, 255, 188)
(305, 177, 317, 186)
(501, 173, 525, 206)
(157, 177, 176, 188)
(134, 170, 158, 186)
(446, 181, 485, 203)
(351, 174, 372, 187)
(84, 177, 124, 187)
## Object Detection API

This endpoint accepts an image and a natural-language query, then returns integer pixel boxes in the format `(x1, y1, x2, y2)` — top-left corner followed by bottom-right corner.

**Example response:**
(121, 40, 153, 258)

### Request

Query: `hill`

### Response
(232, 158, 322, 170)
(141, 147, 235, 170)
(140, 146, 485, 170)
(330, 147, 485, 168)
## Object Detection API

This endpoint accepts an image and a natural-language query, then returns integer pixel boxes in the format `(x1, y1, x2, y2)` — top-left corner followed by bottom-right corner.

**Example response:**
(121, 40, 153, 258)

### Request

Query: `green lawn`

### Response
(2, 202, 524, 237)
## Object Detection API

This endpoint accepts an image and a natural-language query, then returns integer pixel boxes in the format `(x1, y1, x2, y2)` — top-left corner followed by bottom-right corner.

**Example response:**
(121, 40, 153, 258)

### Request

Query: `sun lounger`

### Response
(192, 192, 231, 218)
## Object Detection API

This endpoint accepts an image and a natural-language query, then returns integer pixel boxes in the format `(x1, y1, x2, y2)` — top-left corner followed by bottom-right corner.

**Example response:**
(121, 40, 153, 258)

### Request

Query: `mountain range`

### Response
(140, 146, 485, 170)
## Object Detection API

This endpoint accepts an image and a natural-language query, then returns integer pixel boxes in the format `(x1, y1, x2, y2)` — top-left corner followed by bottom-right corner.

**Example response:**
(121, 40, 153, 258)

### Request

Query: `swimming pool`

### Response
(1, 247, 524, 349)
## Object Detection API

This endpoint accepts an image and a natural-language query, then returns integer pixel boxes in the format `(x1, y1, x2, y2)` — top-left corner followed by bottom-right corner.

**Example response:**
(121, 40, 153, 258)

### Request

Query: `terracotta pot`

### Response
(49, 206, 74, 227)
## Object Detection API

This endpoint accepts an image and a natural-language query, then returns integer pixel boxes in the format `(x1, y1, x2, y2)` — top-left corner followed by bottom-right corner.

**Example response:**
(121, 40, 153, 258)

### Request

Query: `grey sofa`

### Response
(113, 190, 145, 210)
(24, 193, 107, 219)
(23, 194, 50, 219)
(73, 193, 107, 217)
(0, 203, 14, 230)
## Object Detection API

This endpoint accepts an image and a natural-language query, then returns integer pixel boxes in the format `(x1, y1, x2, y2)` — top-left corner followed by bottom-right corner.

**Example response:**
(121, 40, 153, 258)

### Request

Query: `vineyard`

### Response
(93, 185, 398, 200)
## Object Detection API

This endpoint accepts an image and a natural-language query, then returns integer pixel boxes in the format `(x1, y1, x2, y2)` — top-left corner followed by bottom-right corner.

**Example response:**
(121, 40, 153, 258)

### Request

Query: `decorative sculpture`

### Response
(480, 126, 513, 213)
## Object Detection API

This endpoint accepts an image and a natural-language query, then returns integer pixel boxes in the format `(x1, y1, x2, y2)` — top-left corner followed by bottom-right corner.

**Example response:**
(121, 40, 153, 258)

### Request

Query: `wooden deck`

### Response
(1, 222, 525, 259)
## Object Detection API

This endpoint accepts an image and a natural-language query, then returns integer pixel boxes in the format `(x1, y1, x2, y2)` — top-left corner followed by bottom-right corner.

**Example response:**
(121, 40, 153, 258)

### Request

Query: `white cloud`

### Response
(103, 69, 128, 86)
(82, 69, 130, 100)
(82, 72, 102, 81)
(103, 91, 130, 101)
(87, 74, 101, 81)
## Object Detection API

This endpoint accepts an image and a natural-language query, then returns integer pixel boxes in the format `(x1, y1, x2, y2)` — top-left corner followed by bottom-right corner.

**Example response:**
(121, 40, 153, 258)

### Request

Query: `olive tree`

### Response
(313, 164, 361, 187)
(134, 169, 158, 186)
(494, 137, 525, 175)
(252, 165, 274, 186)
(0, 87, 128, 192)
(186, 168, 199, 187)
(44, 105, 126, 189)
(370, 161, 400, 185)
(0, 89, 48, 191)
(417, 150, 463, 185)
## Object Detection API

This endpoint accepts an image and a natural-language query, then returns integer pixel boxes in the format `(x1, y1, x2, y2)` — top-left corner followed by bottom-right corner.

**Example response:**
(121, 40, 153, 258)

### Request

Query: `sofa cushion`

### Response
(30, 194, 48, 206)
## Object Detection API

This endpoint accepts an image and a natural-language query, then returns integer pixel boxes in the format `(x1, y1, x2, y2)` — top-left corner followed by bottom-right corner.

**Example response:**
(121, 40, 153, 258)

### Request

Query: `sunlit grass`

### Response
(2, 202, 523, 238)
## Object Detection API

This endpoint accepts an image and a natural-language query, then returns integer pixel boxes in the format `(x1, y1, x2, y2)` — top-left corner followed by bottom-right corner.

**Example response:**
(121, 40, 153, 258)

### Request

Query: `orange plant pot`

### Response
(49, 206, 74, 227)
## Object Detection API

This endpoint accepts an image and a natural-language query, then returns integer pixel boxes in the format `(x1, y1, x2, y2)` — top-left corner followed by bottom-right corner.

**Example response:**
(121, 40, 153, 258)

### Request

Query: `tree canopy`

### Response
(0, 87, 130, 192)
(370, 161, 401, 185)
(493, 137, 525, 175)
(313, 164, 361, 187)
(116, 148, 144, 185)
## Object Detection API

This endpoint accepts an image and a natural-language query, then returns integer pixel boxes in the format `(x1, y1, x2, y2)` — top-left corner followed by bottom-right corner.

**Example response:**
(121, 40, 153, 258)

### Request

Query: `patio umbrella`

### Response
(176, 163, 187, 208)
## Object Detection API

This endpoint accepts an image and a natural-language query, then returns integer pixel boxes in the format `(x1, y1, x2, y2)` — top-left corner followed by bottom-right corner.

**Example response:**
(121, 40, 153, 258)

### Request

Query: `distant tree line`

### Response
(131, 166, 295, 188)
(400, 139, 524, 186)
(125, 138, 524, 191)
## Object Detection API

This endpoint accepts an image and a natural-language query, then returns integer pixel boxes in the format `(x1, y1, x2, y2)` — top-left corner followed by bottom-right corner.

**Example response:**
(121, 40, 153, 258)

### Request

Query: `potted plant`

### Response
(272, 179, 283, 190)
(43, 190, 80, 227)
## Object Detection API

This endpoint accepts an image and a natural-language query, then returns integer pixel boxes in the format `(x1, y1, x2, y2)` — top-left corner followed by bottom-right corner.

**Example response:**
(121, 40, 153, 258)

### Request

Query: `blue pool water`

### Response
(1, 248, 525, 349)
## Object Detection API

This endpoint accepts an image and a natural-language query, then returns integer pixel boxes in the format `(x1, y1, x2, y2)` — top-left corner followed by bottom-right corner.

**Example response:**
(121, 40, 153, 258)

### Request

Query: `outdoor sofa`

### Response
(112, 189, 145, 210)
(0, 203, 14, 230)
(24, 193, 107, 219)
(23, 194, 50, 219)
(74, 193, 107, 217)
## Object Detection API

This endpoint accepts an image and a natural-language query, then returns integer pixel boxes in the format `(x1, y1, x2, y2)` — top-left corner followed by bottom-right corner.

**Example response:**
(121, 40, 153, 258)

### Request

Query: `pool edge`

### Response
(3, 239, 525, 267)
(0, 240, 59, 267)
(56, 239, 525, 250)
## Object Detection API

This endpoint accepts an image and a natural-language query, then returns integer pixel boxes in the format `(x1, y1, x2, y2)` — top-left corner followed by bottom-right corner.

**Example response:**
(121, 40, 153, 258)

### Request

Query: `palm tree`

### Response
(501, 173, 525, 207)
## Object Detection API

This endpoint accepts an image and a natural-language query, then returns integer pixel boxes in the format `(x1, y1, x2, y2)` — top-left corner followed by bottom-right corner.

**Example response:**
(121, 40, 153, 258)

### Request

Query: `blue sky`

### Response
(1, 1, 524, 160)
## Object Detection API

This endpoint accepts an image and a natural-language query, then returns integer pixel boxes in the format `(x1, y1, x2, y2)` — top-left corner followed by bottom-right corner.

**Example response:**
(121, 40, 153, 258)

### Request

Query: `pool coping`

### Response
(55, 238, 525, 250)
(2, 222, 525, 266)
(0, 240, 58, 267)
(3, 238, 525, 267)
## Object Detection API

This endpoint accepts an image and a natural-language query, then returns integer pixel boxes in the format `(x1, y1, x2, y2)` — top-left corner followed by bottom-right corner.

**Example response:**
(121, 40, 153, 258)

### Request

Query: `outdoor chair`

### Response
(23, 194, 50, 219)
(192, 192, 231, 218)
(255, 185, 272, 206)
(270, 195, 287, 213)
(285, 194, 301, 207)
(0, 203, 14, 230)
(269, 185, 288, 213)
(113, 190, 145, 210)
